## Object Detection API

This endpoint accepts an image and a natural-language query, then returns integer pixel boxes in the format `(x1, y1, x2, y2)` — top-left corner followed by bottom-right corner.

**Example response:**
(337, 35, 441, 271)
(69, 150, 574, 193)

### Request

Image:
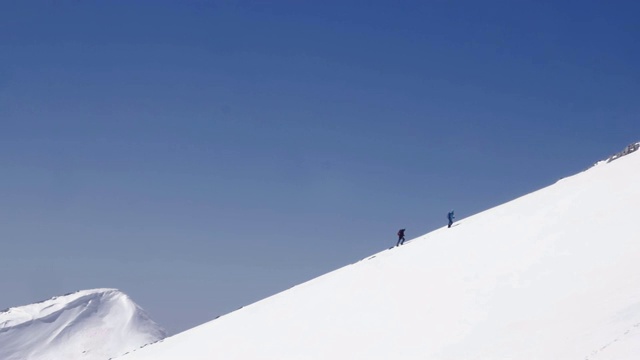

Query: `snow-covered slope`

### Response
(0, 289, 166, 360)
(120, 145, 640, 360)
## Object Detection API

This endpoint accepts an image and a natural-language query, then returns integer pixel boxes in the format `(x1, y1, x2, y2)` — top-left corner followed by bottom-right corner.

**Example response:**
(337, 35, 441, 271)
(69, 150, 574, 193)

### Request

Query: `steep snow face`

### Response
(0, 289, 166, 360)
(121, 149, 640, 360)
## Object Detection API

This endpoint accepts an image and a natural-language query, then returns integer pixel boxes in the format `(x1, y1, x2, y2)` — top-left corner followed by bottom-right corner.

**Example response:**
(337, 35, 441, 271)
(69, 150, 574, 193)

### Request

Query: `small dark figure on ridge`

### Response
(447, 210, 455, 228)
(396, 229, 406, 246)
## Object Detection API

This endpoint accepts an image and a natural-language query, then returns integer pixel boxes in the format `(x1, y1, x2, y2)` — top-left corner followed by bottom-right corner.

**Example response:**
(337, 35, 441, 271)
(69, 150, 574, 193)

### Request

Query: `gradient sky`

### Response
(1, 1, 638, 334)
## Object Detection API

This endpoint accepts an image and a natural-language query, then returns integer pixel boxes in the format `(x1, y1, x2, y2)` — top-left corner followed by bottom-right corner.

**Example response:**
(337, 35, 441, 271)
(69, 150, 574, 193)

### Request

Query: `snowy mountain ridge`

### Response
(118, 145, 640, 359)
(0, 288, 166, 360)
(607, 141, 639, 163)
(590, 141, 640, 168)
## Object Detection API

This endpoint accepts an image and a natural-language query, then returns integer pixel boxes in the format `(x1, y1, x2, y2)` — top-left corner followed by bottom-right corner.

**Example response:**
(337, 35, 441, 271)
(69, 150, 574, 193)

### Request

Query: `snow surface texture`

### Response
(0, 289, 166, 360)
(120, 147, 640, 360)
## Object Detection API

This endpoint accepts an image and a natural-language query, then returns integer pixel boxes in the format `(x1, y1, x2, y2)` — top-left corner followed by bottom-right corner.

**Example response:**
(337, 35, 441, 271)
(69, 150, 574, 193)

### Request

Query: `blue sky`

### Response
(1, 1, 638, 334)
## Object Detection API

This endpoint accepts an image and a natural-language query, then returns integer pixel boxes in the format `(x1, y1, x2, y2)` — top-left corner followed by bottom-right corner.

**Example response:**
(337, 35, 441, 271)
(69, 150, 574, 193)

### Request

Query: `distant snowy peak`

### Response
(0, 288, 166, 360)
(1, 288, 117, 328)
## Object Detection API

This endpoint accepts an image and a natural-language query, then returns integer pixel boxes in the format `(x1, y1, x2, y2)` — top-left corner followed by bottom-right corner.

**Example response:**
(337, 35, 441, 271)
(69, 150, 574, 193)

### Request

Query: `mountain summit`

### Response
(118, 145, 640, 360)
(0, 288, 166, 360)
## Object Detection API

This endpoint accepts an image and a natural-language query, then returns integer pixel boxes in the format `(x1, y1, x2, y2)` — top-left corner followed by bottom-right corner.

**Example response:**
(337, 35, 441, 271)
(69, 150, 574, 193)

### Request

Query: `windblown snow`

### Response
(0, 289, 166, 360)
(115, 144, 640, 360)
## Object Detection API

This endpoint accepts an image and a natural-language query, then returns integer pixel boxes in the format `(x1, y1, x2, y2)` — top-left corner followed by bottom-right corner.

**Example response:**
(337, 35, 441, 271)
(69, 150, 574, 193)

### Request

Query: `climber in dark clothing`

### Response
(447, 210, 455, 228)
(396, 229, 406, 246)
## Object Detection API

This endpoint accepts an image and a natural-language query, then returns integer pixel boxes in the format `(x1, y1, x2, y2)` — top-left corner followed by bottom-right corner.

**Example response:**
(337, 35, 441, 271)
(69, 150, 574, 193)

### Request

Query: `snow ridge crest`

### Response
(606, 142, 639, 163)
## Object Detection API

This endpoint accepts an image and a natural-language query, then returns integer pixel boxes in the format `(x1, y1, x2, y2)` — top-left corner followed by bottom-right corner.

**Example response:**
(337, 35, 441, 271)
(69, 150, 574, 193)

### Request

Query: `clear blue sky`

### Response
(1, 1, 638, 334)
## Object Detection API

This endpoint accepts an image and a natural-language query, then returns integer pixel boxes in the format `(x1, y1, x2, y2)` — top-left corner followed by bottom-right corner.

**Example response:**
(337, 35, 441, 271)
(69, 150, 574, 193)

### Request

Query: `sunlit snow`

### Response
(118, 145, 640, 360)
